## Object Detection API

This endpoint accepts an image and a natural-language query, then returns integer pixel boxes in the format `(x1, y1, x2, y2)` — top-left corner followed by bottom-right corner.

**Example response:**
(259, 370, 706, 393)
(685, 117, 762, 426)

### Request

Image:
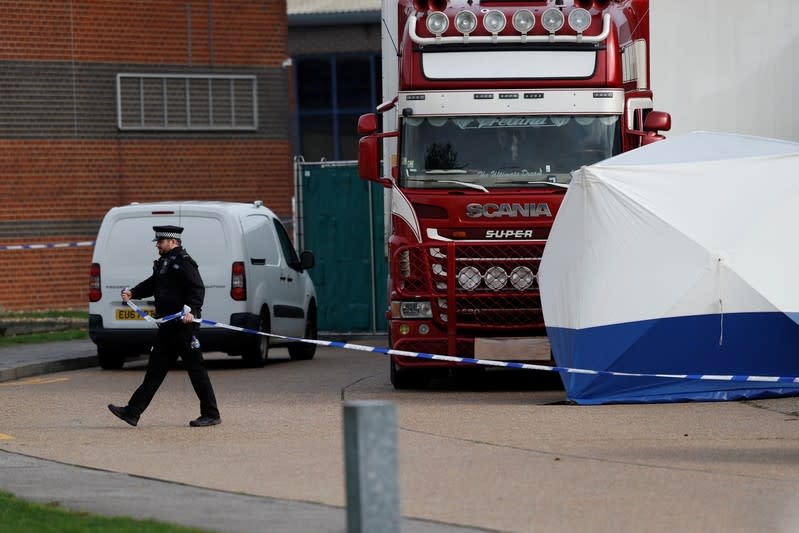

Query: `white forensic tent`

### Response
(539, 132, 799, 404)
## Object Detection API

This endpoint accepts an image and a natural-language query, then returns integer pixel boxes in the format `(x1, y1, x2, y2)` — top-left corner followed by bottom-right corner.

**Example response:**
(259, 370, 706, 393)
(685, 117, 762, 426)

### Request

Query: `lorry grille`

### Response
(393, 242, 545, 329)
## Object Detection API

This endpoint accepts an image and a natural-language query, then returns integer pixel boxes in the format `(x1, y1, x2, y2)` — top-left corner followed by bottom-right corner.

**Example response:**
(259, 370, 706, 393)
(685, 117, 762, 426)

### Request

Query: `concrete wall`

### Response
(650, 0, 799, 141)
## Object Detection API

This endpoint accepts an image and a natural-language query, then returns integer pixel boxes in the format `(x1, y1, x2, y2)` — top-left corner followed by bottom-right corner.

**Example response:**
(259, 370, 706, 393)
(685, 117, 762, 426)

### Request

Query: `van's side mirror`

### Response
(298, 250, 315, 270)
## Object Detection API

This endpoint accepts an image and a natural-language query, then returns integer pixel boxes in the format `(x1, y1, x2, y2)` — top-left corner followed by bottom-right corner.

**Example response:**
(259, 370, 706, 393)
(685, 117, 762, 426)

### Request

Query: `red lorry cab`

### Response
(358, 0, 670, 388)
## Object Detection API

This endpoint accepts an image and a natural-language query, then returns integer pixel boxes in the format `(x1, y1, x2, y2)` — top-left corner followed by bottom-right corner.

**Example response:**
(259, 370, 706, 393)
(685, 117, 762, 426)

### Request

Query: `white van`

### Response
(89, 201, 317, 369)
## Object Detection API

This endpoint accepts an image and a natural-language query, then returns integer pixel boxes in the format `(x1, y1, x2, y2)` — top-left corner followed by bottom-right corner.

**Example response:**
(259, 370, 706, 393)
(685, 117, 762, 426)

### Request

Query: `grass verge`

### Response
(0, 310, 88, 320)
(0, 490, 211, 532)
(0, 310, 88, 347)
(0, 329, 88, 347)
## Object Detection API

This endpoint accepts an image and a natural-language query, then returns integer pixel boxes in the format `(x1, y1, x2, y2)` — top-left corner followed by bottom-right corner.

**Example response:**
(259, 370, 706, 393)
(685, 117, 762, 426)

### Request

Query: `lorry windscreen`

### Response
(400, 115, 621, 189)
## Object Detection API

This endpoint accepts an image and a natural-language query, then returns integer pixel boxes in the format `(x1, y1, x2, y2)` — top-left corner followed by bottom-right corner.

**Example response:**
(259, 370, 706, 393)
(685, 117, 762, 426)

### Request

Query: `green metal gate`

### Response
(295, 161, 387, 334)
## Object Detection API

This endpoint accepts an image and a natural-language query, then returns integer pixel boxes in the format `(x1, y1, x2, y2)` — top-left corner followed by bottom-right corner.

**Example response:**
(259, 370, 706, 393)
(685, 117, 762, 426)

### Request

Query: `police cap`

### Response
(152, 225, 184, 241)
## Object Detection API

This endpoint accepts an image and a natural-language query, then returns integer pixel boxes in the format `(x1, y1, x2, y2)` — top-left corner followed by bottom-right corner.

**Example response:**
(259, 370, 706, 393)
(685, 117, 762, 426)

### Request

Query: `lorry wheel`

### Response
(451, 365, 485, 385)
(97, 346, 126, 370)
(288, 303, 317, 361)
(242, 311, 269, 368)
(390, 358, 428, 390)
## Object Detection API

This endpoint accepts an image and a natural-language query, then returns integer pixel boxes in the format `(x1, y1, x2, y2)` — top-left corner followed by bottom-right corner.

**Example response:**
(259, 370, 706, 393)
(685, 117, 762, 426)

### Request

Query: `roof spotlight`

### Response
(426, 11, 449, 36)
(512, 9, 535, 34)
(568, 8, 591, 33)
(454, 10, 477, 34)
(541, 7, 565, 33)
(483, 10, 506, 34)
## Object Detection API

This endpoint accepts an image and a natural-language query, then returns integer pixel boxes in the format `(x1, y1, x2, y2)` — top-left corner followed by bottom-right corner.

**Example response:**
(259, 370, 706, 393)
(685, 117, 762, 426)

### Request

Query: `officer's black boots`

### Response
(108, 404, 140, 427)
(189, 415, 221, 427)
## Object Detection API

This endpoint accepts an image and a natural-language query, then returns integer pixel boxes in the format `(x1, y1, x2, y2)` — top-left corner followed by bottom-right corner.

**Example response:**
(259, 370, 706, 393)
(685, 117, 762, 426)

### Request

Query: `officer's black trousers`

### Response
(128, 322, 219, 419)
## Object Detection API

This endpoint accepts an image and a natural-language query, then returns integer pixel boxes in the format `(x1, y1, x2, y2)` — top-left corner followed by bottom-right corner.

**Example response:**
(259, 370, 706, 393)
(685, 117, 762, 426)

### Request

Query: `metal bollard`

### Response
(343, 400, 401, 533)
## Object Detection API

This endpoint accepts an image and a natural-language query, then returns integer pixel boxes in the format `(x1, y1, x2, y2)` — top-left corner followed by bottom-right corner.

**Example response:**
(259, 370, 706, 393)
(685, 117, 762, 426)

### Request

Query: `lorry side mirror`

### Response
(357, 113, 378, 135)
(644, 111, 671, 132)
(358, 136, 391, 188)
(358, 136, 379, 180)
(639, 111, 671, 146)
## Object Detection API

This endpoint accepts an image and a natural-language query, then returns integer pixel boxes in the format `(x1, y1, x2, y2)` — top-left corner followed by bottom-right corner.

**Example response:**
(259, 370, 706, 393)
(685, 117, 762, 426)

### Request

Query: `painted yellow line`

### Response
(0, 377, 69, 386)
(0, 433, 15, 441)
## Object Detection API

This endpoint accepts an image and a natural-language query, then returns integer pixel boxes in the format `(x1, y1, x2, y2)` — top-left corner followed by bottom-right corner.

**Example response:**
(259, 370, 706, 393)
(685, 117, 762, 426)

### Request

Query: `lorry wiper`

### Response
(407, 177, 490, 192)
(498, 181, 570, 189)
(437, 180, 489, 192)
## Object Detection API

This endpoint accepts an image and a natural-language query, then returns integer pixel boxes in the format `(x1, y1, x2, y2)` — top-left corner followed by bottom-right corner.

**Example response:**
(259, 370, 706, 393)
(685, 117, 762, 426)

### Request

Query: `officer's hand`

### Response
(183, 312, 194, 324)
(120, 290, 132, 302)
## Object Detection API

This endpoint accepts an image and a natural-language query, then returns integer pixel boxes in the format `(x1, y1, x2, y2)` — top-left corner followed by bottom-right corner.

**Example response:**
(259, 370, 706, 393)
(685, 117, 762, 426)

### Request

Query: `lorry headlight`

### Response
(455, 11, 477, 34)
(484, 266, 508, 290)
(483, 10, 506, 34)
(568, 8, 591, 33)
(394, 300, 433, 319)
(512, 9, 535, 33)
(541, 8, 564, 33)
(426, 12, 449, 36)
(457, 266, 481, 291)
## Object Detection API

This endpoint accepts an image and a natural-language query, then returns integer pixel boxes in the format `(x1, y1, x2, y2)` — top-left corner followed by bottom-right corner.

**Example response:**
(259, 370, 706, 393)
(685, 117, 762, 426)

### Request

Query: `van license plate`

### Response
(116, 308, 154, 321)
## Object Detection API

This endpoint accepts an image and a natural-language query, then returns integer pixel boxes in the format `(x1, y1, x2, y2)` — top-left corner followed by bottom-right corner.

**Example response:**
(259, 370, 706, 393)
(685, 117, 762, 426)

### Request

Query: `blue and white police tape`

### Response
(0, 240, 95, 251)
(124, 299, 189, 325)
(124, 300, 799, 384)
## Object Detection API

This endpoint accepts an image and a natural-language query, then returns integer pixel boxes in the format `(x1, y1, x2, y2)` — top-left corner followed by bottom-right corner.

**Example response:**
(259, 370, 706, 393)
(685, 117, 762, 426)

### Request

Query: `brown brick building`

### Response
(0, 0, 292, 311)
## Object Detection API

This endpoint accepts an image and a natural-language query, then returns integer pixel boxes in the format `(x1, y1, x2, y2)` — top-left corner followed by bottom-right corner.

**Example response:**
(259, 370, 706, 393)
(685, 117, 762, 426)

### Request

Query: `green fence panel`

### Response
(299, 162, 387, 333)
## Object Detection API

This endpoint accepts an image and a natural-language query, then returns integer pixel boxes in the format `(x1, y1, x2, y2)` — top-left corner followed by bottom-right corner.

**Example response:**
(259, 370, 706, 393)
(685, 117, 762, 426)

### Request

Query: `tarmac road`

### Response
(2, 338, 799, 532)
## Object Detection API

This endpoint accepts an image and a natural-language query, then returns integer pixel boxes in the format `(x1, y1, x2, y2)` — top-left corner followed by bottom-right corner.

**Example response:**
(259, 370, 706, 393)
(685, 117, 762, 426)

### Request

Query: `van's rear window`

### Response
(106, 217, 228, 274)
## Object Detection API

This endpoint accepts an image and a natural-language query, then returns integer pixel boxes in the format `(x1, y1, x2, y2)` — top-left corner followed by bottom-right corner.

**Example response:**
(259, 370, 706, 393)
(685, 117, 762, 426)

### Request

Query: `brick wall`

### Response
(0, 245, 94, 312)
(0, 1, 291, 311)
(0, 140, 293, 221)
(0, 0, 288, 65)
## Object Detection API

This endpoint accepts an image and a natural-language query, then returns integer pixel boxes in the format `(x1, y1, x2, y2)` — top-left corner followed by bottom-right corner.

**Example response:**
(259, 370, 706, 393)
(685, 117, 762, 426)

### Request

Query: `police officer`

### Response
(108, 225, 221, 427)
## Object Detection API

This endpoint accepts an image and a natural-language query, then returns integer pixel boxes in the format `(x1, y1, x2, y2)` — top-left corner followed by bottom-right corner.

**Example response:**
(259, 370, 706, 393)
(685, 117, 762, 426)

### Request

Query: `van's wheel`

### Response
(242, 311, 269, 368)
(288, 303, 317, 361)
(97, 345, 126, 370)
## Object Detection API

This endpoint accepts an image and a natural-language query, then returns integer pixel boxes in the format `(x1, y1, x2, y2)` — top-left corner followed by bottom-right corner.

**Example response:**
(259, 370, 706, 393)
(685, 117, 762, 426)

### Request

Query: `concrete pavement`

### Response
(0, 339, 489, 533)
(5, 338, 799, 532)
(0, 338, 98, 383)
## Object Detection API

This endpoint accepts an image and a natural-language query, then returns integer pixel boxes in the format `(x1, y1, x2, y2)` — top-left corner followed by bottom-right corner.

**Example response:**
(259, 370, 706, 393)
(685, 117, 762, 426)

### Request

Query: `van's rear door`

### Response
(95, 210, 236, 328)
(94, 212, 169, 329)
